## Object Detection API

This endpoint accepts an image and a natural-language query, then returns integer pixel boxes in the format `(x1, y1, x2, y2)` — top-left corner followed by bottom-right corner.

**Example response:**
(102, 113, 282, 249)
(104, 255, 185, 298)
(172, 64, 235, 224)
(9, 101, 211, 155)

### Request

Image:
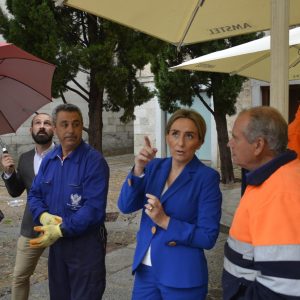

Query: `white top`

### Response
(33, 143, 55, 175)
(142, 182, 169, 266)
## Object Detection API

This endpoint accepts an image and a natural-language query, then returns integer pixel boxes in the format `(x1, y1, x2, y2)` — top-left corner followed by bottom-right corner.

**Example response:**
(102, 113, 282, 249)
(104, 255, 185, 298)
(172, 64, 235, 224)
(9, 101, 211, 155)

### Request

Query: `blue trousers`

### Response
(132, 264, 207, 300)
(48, 227, 106, 300)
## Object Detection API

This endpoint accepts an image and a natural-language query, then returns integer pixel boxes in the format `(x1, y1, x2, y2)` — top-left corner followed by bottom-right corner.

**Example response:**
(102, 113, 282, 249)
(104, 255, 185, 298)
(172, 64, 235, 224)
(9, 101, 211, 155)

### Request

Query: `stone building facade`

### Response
(134, 66, 254, 168)
(0, 71, 134, 159)
(0, 1, 133, 159)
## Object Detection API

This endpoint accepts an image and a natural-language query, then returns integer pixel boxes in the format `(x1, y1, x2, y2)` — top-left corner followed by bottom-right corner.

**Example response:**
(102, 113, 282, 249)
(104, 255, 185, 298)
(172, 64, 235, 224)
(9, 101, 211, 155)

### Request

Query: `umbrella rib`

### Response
(0, 57, 54, 66)
(0, 111, 16, 132)
(230, 53, 270, 76)
(289, 46, 300, 68)
(1, 75, 53, 101)
(289, 57, 300, 69)
(177, 0, 205, 51)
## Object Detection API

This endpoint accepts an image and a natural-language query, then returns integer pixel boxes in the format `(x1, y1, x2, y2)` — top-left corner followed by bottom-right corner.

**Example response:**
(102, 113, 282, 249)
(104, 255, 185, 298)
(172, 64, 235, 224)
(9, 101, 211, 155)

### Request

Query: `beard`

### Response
(32, 131, 53, 145)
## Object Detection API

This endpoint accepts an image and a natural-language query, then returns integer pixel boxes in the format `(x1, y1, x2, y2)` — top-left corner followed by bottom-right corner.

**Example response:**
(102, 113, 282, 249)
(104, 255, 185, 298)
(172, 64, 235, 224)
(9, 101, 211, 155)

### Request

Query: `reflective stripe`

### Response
(224, 257, 260, 281)
(228, 236, 300, 262)
(257, 276, 300, 296)
(254, 244, 300, 262)
(224, 257, 300, 297)
(227, 236, 254, 260)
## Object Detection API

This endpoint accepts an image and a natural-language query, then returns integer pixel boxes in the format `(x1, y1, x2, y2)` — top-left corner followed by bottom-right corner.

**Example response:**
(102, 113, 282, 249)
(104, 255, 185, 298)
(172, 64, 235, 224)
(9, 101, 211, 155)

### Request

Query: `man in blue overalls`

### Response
(29, 103, 109, 300)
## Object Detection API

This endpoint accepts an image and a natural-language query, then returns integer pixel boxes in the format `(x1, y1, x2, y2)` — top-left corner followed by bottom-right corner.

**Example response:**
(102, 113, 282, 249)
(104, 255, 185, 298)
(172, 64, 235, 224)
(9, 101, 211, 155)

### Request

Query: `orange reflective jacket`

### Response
(224, 157, 300, 299)
(288, 105, 300, 158)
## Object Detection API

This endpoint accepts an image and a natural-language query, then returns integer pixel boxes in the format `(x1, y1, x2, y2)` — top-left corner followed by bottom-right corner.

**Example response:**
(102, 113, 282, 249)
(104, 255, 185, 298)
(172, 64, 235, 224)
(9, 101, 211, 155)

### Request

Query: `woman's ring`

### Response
(149, 205, 153, 211)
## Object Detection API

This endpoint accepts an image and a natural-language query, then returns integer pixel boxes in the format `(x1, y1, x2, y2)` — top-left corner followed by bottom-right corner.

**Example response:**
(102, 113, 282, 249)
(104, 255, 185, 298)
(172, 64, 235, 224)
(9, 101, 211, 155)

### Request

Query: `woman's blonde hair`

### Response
(166, 109, 206, 144)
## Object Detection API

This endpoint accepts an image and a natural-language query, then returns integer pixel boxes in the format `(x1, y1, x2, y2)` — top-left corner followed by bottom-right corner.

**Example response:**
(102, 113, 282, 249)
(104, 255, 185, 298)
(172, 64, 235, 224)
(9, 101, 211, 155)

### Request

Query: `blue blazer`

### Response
(118, 156, 222, 288)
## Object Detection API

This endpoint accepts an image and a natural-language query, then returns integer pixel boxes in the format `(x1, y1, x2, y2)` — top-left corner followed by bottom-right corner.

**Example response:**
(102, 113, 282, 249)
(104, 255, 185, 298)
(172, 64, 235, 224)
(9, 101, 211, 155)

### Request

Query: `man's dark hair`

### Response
(31, 113, 52, 127)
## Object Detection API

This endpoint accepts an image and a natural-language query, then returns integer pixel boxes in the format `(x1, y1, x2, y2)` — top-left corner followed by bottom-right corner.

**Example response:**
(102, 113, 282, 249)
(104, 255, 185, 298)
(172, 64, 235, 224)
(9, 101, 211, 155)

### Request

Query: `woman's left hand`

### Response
(144, 193, 170, 230)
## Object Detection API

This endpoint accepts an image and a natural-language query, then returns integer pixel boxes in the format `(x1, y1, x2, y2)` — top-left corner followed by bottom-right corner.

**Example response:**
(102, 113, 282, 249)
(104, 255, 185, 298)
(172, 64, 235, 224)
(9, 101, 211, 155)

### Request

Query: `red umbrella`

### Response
(0, 42, 56, 135)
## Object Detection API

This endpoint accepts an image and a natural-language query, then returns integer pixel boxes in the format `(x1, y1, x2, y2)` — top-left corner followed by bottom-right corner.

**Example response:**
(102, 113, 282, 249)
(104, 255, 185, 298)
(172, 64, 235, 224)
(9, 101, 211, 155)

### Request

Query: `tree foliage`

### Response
(0, 0, 264, 182)
(150, 34, 263, 183)
(0, 0, 156, 151)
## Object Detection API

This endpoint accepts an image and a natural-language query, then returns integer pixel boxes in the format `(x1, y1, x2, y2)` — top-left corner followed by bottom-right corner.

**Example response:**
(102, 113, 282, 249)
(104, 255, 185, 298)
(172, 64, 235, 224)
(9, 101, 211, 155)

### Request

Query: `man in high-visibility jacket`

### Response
(288, 104, 300, 158)
(223, 106, 300, 300)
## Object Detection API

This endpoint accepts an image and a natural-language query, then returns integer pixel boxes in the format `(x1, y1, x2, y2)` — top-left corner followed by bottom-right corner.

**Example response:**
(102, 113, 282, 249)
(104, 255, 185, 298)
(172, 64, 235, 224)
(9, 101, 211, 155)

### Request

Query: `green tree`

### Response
(151, 34, 262, 183)
(0, 0, 155, 151)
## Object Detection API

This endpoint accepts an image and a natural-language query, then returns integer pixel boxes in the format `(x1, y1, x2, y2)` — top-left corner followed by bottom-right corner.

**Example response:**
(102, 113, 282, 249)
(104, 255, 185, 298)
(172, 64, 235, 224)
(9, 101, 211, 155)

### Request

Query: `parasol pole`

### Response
(270, 0, 289, 121)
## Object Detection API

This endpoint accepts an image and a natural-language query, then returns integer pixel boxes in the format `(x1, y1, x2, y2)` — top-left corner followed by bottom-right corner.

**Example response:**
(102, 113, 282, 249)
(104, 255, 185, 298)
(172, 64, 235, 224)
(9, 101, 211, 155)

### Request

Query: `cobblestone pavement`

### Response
(0, 154, 136, 298)
(0, 154, 240, 299)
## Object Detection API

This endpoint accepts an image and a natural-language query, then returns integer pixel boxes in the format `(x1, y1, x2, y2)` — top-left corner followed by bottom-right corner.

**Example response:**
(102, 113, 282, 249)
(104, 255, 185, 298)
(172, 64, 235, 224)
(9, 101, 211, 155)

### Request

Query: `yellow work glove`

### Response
(39, 212, 62, 226)
(29, 224, 62, 248)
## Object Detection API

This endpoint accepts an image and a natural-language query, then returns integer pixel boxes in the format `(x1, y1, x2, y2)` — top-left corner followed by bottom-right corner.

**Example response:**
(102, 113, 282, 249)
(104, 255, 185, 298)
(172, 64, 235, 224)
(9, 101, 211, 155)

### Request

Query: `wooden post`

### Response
(270, 0, 289, 120)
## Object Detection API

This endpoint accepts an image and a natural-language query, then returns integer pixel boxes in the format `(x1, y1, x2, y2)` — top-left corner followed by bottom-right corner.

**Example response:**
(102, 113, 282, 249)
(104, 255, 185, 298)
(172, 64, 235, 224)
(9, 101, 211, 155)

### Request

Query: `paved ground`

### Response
(0, 154, 241, 300)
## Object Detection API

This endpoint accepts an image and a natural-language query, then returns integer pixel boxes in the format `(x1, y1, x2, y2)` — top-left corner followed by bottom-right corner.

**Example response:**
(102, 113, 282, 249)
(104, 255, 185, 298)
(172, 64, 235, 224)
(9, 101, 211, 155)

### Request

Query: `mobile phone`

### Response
(0, 140, 13, 167)
(0, 138, 8, 154)
(2, 147, 8, 154)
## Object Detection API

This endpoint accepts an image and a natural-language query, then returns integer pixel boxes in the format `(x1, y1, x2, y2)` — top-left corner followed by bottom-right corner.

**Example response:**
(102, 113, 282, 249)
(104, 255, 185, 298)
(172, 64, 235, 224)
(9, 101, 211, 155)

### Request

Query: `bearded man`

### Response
(1, 113, 55, 300)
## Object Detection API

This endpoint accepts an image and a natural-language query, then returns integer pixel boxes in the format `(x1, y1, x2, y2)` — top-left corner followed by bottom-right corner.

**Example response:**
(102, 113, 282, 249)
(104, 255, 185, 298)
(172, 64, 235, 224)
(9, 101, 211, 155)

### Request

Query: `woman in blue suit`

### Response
(118, 109, 222, 300)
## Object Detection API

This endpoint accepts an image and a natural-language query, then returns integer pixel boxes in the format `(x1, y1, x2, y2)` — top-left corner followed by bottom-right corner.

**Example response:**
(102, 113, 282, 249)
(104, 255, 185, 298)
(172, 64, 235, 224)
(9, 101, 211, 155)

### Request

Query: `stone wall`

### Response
(226, 80, 253, 138)
(134, 98, 158, 154)
(133, 66, 166, 157)
(1, 94, 133, 160)
(133, 77, 255, 166)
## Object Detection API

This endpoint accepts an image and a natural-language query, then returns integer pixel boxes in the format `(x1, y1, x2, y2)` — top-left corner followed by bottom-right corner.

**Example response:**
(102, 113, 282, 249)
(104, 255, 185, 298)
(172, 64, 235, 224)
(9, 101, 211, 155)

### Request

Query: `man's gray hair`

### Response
(52, 103, 83, 125)
(240, 106, 288, 155)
